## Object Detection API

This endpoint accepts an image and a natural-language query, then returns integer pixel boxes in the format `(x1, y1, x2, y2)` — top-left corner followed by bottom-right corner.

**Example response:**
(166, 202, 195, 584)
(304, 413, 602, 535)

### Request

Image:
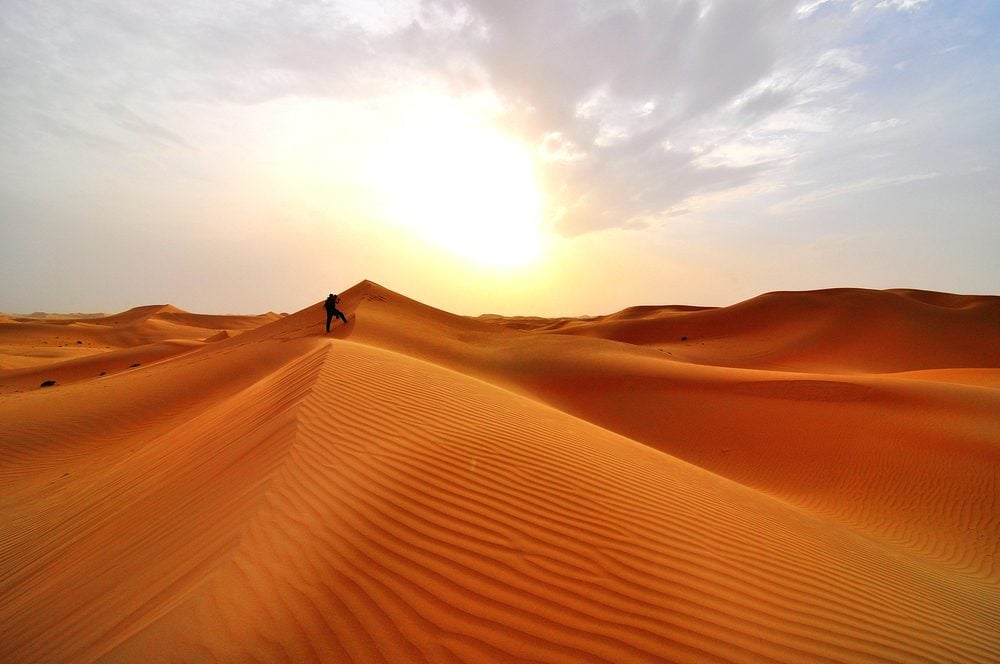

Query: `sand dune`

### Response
(2, 281, 998, 662)
(492, 288, 1000, 374)
(0, 305, 279, 373)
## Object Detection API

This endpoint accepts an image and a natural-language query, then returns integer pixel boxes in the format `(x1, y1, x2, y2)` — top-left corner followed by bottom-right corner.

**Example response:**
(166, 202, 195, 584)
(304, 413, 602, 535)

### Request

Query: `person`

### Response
(324, 293, 348, 333)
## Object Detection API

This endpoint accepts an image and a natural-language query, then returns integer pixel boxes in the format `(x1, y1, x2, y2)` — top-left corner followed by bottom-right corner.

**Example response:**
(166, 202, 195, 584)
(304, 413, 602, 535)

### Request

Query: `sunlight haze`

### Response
(367, 93, 547, 270)
(1, 0, 997, 316)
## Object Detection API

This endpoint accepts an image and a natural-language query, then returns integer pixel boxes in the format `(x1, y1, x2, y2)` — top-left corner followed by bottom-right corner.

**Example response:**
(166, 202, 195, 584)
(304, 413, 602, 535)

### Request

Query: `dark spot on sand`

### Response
(40, 380, 56, 388)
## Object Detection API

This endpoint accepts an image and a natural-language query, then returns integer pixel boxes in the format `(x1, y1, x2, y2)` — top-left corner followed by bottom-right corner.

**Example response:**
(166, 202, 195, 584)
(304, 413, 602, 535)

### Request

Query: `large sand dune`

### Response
(2, 281, 998, 662)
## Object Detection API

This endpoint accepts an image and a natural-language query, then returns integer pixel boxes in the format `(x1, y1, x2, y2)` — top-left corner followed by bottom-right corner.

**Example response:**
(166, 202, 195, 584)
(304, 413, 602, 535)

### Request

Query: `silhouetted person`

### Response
(325, 293, 347, 333)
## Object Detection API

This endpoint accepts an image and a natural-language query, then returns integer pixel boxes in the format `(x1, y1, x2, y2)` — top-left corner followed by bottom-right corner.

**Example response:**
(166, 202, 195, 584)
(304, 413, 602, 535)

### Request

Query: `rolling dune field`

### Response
(2, 281, 998, 662)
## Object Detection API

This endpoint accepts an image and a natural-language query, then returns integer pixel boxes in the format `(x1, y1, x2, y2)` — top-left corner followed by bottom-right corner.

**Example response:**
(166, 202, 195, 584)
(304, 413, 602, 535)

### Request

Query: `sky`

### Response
(1, 0, 998, 316)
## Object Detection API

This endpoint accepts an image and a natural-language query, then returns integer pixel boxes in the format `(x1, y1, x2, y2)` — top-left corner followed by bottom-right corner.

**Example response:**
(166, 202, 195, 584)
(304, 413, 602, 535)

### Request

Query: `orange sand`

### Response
(2, 282, 998, 662)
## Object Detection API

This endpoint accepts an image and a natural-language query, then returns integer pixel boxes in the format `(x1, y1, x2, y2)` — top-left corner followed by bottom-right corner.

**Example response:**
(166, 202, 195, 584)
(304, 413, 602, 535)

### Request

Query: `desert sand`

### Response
(1, 280, 998, 662)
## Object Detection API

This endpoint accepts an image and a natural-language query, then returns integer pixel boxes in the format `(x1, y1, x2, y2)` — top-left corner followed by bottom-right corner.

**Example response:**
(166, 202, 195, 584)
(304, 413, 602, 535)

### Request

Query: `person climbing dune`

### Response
(324, 293, 348, 333)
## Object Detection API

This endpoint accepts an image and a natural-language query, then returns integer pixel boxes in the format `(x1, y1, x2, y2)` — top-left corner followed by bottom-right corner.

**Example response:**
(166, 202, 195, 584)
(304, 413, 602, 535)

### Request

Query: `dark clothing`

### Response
(324, 294, 347, 333)
(326, 309, 347, 332)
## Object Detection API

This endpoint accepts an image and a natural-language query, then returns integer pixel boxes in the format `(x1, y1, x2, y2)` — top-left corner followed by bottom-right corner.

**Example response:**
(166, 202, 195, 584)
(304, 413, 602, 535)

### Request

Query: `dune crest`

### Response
(0, 304, 281, 377)
(486, 287, 1000, 374)
(2, 281, 998, 662)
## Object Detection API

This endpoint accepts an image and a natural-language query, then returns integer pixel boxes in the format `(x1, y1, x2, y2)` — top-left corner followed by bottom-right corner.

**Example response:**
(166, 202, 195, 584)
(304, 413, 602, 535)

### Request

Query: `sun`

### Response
(367, 97, 547, 270)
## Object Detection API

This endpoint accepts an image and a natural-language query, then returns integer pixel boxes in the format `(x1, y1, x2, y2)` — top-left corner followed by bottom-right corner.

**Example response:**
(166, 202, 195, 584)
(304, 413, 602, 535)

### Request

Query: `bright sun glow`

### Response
(368, 97, 546, 270)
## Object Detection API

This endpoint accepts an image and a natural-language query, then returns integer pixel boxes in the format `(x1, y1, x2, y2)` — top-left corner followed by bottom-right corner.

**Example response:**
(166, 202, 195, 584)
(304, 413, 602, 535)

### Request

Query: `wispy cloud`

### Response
(875, 0, 930, 12)
(770, 172, 939, 212)
(97, 103, 191, 148)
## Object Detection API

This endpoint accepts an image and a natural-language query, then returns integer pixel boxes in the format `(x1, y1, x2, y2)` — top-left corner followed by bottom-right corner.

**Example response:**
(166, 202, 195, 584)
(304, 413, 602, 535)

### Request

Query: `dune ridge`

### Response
(0, 304, 280, 374)
(349, 284, 1000, 582)
(491, 288, 1000, 374)
(2, 280, 998, 662)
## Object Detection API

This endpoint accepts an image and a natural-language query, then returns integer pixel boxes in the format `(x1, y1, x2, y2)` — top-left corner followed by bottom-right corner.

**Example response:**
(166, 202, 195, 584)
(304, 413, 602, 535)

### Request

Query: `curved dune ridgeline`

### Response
(2, 281, 998, 662)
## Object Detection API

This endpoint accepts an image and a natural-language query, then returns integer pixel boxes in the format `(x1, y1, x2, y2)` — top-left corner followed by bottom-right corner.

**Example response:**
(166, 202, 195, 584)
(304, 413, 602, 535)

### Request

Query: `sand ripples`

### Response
(3, 282, 998, 662)
(103, 341, 1000, 662)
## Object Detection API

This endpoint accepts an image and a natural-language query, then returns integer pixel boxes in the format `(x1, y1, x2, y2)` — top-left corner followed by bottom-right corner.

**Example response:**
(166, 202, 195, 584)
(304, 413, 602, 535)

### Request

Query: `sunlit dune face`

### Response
(368, 98, 546, 270)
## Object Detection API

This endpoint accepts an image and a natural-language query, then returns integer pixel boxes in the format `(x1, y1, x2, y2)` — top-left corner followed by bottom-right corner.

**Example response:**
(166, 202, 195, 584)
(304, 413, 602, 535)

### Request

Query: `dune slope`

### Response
(338, 283, 1000, 583)
(2, 281, 998, 662)
(500, 288, 1000, 374)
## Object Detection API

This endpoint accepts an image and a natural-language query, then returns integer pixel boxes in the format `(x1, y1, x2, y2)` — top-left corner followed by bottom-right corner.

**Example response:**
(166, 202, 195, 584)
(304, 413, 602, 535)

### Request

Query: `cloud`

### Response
(770, 172, 939, 212)
(797, 0, 931, 16)
(97, 103, 190, 148)
(861, 117, 905, 133)
(0, 0, 993, 245)
(0, 1, 850, 238)
(417, 0, 805, 234)
(796, 0, 838, 18)
(874, 0, 930, 11)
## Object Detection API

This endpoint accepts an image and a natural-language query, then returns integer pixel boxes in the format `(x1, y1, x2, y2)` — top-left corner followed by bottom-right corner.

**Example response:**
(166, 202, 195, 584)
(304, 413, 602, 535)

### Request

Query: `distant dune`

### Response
(2, 281, 998, 662)
(0, 304, 281, 375)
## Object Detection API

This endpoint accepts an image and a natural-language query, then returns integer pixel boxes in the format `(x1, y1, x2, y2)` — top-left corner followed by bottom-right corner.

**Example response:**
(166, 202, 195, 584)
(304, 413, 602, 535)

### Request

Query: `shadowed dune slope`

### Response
(2, 280, 998, 662)
(489, 288, 1000, 374)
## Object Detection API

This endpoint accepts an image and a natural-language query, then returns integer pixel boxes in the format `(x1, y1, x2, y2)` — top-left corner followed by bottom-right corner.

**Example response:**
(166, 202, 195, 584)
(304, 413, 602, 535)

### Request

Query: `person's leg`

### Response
(326, 312, 333, 332)
(335, 309, 348, 324)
